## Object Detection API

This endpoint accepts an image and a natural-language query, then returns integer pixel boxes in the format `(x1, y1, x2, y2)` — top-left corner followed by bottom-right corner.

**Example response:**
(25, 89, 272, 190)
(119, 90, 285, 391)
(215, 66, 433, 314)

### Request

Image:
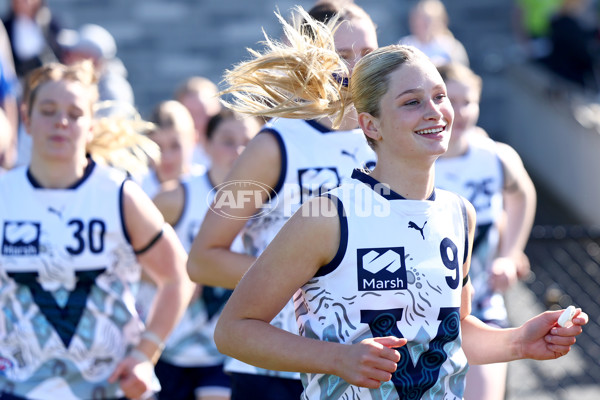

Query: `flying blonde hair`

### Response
(220, 6, 350, 127)
(221, 6, 429, 149)
(91, 101, 160, 177)
(24, 61, 159, 176)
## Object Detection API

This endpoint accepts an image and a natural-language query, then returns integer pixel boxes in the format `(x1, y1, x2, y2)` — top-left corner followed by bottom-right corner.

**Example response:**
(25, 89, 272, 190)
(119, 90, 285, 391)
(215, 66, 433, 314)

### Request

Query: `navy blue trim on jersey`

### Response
(314, 193, 348, 277)
(305, 119, 333, 133)
(351, 169, 436, 201)
(458, 195, 469, 265)
(119, 179, 131, 245)
(172, 180, 188, 229)
(259, 128, 287, 196)
(27, 156, 96, 189)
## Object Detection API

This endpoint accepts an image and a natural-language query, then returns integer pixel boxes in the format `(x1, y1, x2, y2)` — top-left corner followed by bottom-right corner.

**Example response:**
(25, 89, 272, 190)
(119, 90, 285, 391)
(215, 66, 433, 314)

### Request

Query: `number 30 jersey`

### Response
(295, 170, 469, 400)
(0, 160, 148, 399)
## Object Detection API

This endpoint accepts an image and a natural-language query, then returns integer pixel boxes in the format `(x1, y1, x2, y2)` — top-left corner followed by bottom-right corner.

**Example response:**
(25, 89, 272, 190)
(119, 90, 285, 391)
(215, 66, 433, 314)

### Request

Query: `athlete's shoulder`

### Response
(0, 165, 26, 185)
(434, 187, 471, 210)
(467, 131, 498, 153)
(263, 117, 306, 132)
(90, 161, 129, 188)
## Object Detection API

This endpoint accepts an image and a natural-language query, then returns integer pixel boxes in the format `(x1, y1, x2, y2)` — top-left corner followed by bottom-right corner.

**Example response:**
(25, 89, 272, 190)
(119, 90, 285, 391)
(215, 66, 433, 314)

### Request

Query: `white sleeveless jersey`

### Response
(296, 170, 469, 400)
(435, 135, 506, 323)
(227, 118, 377, 378)
(136, 172, 242, 367)
(0, 161, 157, 399)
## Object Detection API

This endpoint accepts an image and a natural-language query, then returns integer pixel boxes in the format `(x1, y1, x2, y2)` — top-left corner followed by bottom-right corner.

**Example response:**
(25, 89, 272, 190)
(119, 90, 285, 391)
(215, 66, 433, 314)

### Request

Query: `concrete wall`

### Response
(503, 63, 600, 225)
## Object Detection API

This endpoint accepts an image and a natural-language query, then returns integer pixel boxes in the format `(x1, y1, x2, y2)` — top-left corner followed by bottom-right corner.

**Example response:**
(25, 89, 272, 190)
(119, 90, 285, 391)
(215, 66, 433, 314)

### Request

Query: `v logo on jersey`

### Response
(408, 220, 427, 240)
(8, 268, 106, 348)
(357, 247, 407, 291)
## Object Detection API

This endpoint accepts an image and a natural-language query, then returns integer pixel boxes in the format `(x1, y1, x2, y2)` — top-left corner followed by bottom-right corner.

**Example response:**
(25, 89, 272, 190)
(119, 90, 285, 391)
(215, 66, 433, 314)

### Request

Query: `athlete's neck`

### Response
(369, 158, 436, 200)
(29, 155, 89, 189)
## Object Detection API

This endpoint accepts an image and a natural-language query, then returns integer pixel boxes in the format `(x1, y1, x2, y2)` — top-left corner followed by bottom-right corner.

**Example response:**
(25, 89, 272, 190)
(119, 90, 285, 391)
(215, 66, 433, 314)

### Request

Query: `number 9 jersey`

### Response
(0, 160, 151, 399)
(295, 169, 470, 400)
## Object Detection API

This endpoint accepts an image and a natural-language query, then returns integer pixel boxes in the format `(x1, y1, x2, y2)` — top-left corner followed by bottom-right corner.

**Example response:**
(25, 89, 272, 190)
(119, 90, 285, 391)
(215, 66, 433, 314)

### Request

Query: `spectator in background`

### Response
(0, 108, 11, 172)
(512, 0, 562, 59)
(0, 20, 16, 78)
(59, 23, 135, 108)
(174, 76, 222, 169)
(0, 60, 18, 169)
(399, 0, 469, 66)
(0, 22, 18, 169)
(2, 0, 63, 79)
(541, 0, 600, 92)
(141, 100, 203, 198)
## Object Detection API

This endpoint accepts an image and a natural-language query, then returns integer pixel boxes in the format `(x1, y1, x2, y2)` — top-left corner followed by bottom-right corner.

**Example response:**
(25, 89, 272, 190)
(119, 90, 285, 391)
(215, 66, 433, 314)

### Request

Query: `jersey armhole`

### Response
(171, 181, 188, 229)
(119, 178, 132, 245)
(259, 128, 287, 197)
(458, 195, 469, 265)
(314, 193, 348, 277)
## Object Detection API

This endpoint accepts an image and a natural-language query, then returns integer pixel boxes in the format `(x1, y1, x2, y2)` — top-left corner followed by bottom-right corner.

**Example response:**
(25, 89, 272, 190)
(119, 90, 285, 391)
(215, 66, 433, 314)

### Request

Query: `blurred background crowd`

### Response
(0, 0, 598, 398)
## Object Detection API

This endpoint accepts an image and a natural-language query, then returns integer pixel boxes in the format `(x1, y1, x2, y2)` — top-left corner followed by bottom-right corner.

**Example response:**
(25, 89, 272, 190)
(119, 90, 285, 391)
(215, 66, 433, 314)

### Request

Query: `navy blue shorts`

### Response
(230, 372, 304, 400)
(155, 360, 230, 400)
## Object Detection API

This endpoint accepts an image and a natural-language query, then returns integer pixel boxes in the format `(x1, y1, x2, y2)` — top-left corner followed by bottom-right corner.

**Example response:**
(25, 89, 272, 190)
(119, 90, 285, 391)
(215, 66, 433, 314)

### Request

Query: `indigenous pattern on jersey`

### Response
(435, 135, 506, 324)
(0, 160, 153, 399)
(295, 170, 469, 400)
(136, 172, 241, 367)
(228, 118, 377, 379)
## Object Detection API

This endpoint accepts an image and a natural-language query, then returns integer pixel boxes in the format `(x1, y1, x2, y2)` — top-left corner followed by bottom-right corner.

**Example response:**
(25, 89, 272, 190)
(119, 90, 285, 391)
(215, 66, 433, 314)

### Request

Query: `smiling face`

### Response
(361, 57, 453, 165)
(24, 79, 94, 164)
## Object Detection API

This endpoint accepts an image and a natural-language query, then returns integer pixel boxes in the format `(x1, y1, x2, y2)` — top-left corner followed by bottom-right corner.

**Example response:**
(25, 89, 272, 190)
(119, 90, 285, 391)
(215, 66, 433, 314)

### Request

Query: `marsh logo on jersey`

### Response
(357, 247, 407, 291)
(2, 221, 41, 256)
(298, 167, 340, 203)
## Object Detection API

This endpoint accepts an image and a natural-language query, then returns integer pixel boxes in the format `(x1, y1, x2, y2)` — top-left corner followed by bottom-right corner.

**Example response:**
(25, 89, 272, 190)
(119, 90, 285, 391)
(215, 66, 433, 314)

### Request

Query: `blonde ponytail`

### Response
(220, 6, 351, 127)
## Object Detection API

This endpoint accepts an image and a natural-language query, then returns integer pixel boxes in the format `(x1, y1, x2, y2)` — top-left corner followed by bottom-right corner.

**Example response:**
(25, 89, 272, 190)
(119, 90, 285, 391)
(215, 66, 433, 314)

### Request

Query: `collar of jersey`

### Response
(27, 156, 96, 189)
(351, 169, 436, 201)
(305, 119, 335, 133)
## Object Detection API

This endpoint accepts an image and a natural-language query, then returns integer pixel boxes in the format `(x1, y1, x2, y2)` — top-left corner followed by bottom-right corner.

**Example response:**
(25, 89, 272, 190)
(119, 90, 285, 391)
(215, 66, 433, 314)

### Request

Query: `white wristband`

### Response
(141, 330, 165, 351)
(129, 348, 151, 364)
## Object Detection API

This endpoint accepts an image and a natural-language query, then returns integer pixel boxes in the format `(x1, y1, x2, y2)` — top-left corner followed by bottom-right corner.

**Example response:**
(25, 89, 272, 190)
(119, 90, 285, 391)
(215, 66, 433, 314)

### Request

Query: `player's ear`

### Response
(358, 112, 382, 144)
